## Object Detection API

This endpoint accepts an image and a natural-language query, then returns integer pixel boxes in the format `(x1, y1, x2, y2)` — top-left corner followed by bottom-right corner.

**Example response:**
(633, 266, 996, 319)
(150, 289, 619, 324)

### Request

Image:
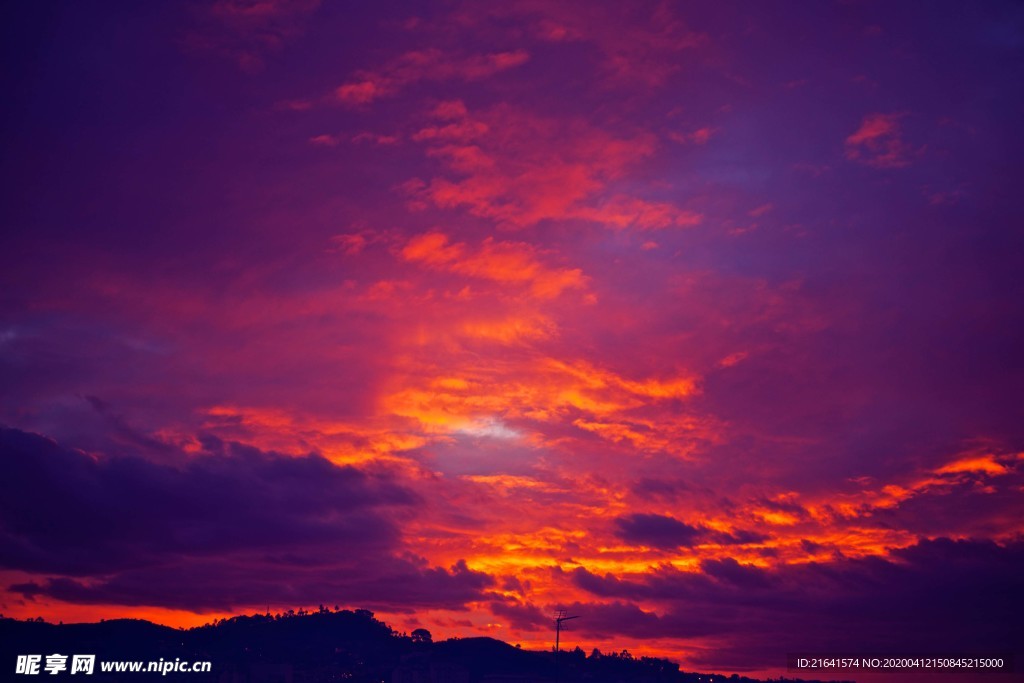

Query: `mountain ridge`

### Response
(0, 609, 851, 683)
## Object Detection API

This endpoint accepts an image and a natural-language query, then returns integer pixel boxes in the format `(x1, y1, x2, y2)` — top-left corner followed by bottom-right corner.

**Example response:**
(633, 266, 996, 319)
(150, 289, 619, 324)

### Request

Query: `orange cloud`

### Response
(199, 405, 430, 465)
(460, 315, 556, 343)
(400, 232, 588, 299)
(379, 354, 706, 461)
(815, 445, 1021, 534)
(936, 453, 1009, 476)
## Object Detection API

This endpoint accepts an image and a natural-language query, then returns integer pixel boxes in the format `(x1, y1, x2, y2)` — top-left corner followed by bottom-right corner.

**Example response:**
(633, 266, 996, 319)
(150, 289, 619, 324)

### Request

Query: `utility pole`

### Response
(554, 610, 579, 654)
(554, 610, 579, 683)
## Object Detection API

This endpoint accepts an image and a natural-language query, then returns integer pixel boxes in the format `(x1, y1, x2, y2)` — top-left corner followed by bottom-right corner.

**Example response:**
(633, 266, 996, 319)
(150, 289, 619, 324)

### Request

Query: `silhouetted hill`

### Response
(427, 637, 551, 681)
(0, 609, 852, 683)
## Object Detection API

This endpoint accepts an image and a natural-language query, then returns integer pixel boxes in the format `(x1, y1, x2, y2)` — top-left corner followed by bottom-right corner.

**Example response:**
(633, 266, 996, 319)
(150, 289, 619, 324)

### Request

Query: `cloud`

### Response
(614, 513, 702, 549)
(400, 232, 588, 299)
(336, 49, 529, 105)
(185, 0, 322, 72)
(12, 558, 492, 613)
(379, 356, 704, 457)
(457, 1, 705, 88)
(487, 596, 549, 630)
(309, 134, 339, 147)
(568, 537, 1024, 668)
(0, 427, 493, 611)
(614, 513, 768, 550)
(818, 444, 1024, 538)
(845, 113, 918, 168)
(668, 127, 715, 145)
(406, 103, 701, 229)
(351, 132, 400, 145)
(0, 427, 410, 575)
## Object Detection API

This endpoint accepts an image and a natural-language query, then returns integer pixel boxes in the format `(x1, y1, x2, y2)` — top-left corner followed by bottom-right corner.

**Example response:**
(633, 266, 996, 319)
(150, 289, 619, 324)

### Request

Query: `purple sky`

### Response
(2, 1, 1023, 678)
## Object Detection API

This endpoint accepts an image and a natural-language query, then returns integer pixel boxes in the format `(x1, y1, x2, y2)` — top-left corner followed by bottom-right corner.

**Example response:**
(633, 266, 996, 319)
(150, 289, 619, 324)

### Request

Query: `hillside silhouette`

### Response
(0, 608, 852, 683)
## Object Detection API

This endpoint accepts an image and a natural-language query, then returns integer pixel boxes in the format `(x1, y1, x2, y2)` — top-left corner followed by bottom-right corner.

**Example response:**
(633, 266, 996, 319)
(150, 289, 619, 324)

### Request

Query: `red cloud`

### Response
(336, 49, 529, 105)
(308, 134, 339, 146)
(457, 1, 705, 87)
(406, 103, 702, 229)
(845, 113, 918, 168)
(668, 127, 715, 145)
(400, 232, 587, 299)
(185, 0, 322, 72)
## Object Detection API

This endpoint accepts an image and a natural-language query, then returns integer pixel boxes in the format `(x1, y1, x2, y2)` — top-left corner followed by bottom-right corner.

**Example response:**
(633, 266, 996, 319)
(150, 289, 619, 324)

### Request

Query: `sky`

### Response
(2, 0, 1023, 678)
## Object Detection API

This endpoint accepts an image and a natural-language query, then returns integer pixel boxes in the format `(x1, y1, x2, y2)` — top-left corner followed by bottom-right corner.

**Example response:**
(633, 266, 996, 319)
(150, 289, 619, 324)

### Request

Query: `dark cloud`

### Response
(613, 514, 703, 549)
(613, 513, 766, 549)
(0, 427, 412, 575)
(11, 557, 492, 613)
(799, 538, 823, 554)
(0, 427, 493, 611)
(487, 597, 548, 631)
(862, 471, 1024, 539)
(698, 557, 771, 588)
(566, 601, 664, 641)
(571, 537, 1024, 669)
(706, 528, 769, 546)
(629, 478, 693, 501)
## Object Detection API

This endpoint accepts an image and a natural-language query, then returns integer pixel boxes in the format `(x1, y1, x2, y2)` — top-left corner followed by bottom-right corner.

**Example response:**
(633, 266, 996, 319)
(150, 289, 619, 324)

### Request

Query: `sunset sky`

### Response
(2, 1, 1023, 678)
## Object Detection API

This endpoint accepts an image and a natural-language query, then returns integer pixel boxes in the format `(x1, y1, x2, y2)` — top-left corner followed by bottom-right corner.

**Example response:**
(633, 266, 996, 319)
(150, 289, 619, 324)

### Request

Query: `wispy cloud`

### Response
(405, 102, 701, 229)
(185, 0, 322, 71)
(845, 112, 919, 168)
(336, 49, 529, 105)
